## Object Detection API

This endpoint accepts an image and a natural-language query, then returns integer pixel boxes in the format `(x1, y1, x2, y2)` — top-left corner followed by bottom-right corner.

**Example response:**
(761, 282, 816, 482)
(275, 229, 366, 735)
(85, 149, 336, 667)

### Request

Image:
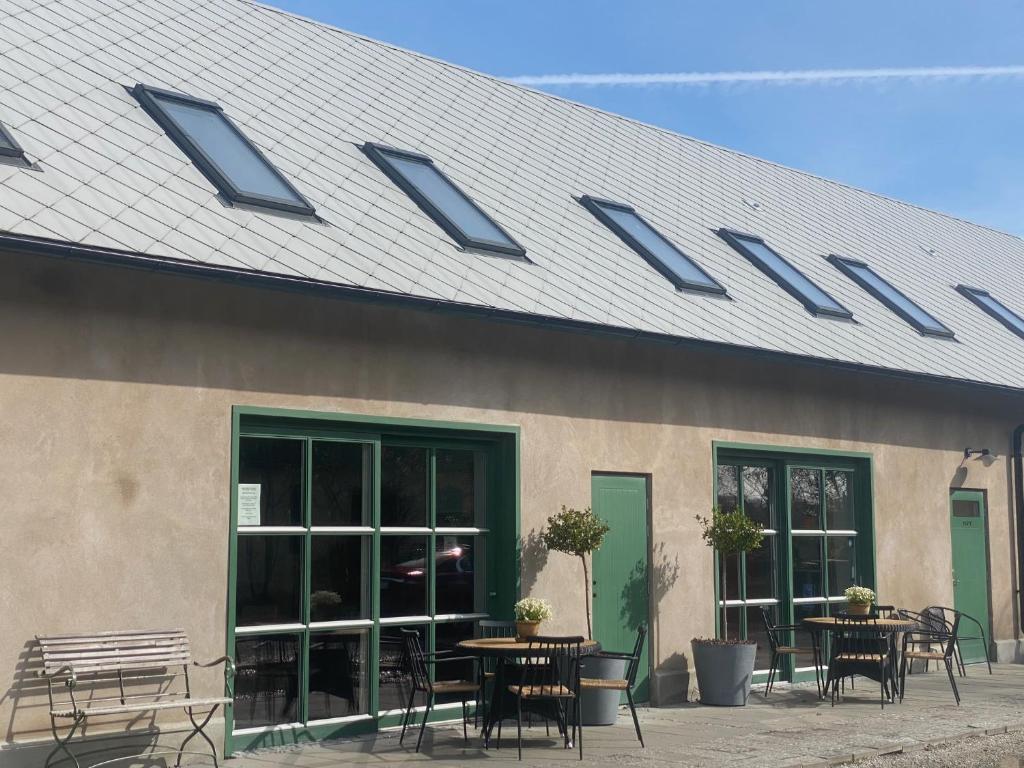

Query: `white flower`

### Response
(514, 597, 554, 622)
(844, 585, 876, 605)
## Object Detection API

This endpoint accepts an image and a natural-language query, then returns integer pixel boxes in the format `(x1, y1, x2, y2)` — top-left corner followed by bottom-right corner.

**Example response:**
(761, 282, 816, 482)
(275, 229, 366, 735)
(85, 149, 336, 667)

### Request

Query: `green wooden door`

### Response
(950, 489, 992, 664)
(591, 474, 650, 701)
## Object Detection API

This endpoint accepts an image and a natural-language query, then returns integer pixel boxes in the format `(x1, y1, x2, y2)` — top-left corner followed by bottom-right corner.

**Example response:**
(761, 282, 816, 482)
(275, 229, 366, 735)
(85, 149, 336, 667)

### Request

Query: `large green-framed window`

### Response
(714, 444, 875, 682)
(227, 409, 518, 753)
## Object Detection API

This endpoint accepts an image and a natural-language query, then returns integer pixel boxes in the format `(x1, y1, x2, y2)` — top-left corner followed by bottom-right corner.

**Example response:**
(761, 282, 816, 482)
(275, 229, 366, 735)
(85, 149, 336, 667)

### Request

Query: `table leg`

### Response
(483, 657, 505, 748)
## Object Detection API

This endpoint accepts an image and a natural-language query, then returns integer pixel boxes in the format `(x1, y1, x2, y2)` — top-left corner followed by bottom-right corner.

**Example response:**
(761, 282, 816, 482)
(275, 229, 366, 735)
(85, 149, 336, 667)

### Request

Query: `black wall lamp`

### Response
(964, 447, 991, 459)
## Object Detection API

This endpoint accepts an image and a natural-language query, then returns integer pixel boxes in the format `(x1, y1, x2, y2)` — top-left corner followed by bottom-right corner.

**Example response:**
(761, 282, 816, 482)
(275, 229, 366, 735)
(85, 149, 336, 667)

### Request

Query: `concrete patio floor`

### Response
(218, 664, 1024, 768)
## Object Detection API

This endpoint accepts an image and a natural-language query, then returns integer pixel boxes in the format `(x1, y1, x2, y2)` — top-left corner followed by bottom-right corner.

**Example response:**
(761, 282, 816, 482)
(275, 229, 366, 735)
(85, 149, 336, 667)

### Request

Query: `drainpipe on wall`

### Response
(1015, 424, 1024, 634)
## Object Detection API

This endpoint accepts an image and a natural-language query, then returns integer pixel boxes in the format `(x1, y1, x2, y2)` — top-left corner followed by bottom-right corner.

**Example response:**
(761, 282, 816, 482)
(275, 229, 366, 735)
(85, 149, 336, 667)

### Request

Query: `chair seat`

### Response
(483, 671, 495, 679)
(508, 684, 575, 699)
(580, 677, 628, 691)
(432, 680, 478, 695)
(904, 650, 947, 661)
(776, 646, 809, 654)
(835, 652, 886, 662)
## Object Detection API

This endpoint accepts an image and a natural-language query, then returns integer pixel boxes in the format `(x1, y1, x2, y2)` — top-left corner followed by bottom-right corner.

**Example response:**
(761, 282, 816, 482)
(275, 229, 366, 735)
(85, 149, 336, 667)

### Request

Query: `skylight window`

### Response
(0, 121, 27, 164)
(132, 84, 315, 216)
(956, 285, 1024, 340)
(718, 230, 852, 318)
(362, 142, 525, 258)
(580, 196, 726, 294)
(828, 255, 954, 338)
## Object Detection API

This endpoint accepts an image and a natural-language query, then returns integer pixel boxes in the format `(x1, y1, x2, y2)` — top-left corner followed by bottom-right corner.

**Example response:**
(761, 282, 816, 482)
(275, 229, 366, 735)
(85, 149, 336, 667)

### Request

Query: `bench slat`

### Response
(51, 697, 232, 718)
(38, 629, 187, 642)
(38, 629, 193, 674)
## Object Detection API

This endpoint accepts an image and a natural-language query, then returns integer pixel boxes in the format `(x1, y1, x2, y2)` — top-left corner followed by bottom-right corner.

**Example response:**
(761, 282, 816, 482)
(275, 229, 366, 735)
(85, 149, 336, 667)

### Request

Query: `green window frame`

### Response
(713, 442, 875, 684)
(226, 407, 519, 755)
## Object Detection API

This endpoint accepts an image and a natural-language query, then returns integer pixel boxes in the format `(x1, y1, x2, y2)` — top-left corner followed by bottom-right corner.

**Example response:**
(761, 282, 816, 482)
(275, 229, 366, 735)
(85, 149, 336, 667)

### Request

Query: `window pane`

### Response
(378, 624, 426, 712)
(720, 552, 741, 601)
(792, 537, 823, 599)
(792, 604, 825, 651)
(435, 621, 476, 685)
(827, 536, 857, 596)
(0, 127, 14, 151)
(746, 535, 776, 600)
(312, 441, 370, 526)
(380, 536, 429, 617)
(952, 500, 981, 518)
(435, 535, 476, 615)
(720, 606, 742, 642)
(238, 437, 303, 527)
(310, 536, 370, 621)
(236, 536, 302, 625)
(381, 446, 428, 527)
(308, 630, 369, 720)
(153, 94, 304, 204)
(233, 634, 300, 728)
(601, 204, 719, 288)
(825, 470, 855, 530)
(747, 606, 774, 672)
(734, 235, 847, 313)
(742, 466, 772, 527)
(845, 261, 947, 333)
(387, 154, 511, 245)
(976, 292, 1024, 336)
(436, 449, 480, 528)
(791, 468, 822, 530)
(716, 465, 739, 512)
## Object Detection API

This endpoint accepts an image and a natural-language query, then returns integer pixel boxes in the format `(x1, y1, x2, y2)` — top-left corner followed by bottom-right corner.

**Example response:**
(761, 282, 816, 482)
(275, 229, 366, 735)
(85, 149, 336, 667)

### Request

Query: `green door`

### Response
(950, 489, 992, 664)
(591, 474, 650, 701)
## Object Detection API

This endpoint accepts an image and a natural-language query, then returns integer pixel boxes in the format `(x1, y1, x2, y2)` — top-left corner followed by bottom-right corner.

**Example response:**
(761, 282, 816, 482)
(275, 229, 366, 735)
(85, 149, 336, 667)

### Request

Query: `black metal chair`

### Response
(826, 616, 893, 709)
(900, 611, 962, 705)
(498, 635, 584, 760)
(398, 629, 478, 752)
(476, 619, 517, 728)
(924, 605, 992, 675)
(759, 606, 821, 698)
(580, 625, 646, 747)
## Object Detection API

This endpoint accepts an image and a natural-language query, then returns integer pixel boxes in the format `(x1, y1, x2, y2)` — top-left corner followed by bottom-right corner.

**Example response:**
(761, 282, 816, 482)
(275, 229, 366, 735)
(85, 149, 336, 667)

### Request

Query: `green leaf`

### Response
(695, 507, 765, 555)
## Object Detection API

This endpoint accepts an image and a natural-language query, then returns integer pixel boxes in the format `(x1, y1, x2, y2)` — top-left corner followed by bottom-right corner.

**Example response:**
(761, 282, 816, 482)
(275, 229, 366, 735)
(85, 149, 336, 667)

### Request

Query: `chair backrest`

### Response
(625, 625, 648, 686)
(400, 629, 431, 693)
(871, 604, 897, 619)
(522, 636, 583, 694)
(478, 619, 517, 639)
(942, 612, 962, 657)
(759, 606, 783, 652)
(833, 616, 888, 658)
(37, 629, 192, 677)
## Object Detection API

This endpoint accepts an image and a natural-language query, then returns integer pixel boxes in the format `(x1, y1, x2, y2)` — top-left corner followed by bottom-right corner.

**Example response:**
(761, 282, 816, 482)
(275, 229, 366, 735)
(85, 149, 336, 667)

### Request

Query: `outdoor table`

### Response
(802, 616, 915, 700)
(457, 637, 601, 747)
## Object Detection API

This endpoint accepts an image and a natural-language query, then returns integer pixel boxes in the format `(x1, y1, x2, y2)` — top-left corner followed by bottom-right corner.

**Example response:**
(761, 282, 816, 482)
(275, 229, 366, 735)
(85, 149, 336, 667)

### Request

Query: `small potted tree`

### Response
(692, 507, 765, 706)
(542, 506, 620, 725)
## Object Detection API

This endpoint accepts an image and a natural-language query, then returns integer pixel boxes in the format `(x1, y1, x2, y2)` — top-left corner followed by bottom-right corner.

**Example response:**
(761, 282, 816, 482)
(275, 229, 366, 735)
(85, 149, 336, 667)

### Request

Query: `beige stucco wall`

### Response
(1, 250, 1022, 754)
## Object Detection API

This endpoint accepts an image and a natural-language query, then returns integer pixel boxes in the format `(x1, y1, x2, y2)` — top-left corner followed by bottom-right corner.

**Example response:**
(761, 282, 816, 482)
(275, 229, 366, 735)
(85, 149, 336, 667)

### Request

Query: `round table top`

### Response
(457, 637, 601, 657)
(802, 616, 915, 631)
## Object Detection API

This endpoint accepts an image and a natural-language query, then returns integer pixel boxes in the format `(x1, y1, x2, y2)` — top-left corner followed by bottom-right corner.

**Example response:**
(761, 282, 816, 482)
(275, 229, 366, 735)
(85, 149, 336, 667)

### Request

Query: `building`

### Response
(1, 0, 1023, 763)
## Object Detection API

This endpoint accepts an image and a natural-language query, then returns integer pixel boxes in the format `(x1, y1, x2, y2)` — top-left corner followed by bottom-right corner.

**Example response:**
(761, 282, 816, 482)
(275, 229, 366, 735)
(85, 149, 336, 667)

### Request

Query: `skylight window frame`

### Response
(828, 254, 955, 339)
(579, 195, 727, 295)
(131, 84, 316, 217)
(0, 121, 27, 162)
(717, 229, 853, 320)
(361, 142, 526, 259)
(956, 284, 1024, 341)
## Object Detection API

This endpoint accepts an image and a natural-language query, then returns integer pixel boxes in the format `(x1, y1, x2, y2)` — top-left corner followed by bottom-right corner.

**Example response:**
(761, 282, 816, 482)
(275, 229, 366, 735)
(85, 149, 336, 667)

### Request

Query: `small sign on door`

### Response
(238, 483, 261, 526)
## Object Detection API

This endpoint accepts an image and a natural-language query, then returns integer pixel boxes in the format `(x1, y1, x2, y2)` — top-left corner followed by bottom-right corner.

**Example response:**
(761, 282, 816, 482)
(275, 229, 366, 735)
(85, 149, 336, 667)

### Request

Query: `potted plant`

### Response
(513, 597, 553, 639)
(844, 585, 875, 616)
(691, 507, 765, 706)
(541, 505, 622, 725)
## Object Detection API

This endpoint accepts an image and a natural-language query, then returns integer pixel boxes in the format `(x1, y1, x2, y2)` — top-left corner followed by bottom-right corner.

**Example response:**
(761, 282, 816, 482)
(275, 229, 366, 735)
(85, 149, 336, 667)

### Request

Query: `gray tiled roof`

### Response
(1, 0, 1024, 391)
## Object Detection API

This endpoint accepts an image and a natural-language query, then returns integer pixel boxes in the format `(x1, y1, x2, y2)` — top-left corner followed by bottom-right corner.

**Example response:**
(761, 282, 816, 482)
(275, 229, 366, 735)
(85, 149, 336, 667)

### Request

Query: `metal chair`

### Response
(923, 605, 992, 675)
(826, 616, 893, 709)
(759, 606, 821, 698)
(477, 620, 517, 728)
(398, 629, 478, 752)
(900, 611, 962, 705)
(580, 625, 646, 747)
(498, 635, 584, 760)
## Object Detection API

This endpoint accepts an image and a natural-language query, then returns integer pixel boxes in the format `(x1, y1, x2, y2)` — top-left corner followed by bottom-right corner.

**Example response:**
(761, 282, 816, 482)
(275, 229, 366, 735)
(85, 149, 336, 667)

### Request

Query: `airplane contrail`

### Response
(506, 65, 1024, 87)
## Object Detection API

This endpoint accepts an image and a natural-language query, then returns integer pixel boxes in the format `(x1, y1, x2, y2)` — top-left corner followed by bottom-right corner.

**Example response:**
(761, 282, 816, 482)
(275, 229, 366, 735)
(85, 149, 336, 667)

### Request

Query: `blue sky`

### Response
(269, 1, 1024, 236)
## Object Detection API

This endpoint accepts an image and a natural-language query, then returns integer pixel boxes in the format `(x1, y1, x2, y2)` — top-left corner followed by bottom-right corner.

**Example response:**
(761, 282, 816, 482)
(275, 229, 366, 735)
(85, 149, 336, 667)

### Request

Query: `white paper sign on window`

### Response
(238, 484, 261, 526)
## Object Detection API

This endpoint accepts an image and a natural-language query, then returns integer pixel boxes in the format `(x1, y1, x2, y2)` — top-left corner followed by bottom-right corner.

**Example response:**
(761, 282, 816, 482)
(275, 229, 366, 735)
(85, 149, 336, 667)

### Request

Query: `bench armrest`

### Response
(37, 665, 78, 685)
(194, 656, 236, 677)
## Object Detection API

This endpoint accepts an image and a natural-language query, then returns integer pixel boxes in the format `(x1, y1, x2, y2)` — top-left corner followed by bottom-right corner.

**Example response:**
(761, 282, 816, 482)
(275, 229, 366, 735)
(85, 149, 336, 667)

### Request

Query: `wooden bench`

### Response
(36, 628, 234, 768)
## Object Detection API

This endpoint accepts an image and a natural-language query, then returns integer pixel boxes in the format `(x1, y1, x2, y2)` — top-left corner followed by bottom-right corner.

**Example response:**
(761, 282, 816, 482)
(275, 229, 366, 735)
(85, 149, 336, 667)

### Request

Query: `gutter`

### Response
(1015, 424, 1024, 633)
(1, 231, 1024, 398)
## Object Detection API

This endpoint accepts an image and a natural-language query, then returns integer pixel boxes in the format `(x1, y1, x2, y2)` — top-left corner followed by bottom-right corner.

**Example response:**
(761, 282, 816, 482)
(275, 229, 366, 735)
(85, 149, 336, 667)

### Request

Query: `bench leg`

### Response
(46, 714, 84, 768)
(177, 704, 219, 768)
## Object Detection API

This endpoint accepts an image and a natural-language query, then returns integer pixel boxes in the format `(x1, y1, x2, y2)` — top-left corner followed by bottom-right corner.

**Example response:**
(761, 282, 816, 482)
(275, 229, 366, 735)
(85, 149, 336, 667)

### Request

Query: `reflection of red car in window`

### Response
(380, 544, 474, 614)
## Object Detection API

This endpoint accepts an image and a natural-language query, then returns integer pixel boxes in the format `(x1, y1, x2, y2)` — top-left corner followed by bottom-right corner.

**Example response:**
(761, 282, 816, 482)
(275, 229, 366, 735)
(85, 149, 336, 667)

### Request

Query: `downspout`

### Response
(1015, 424, 1024, 633)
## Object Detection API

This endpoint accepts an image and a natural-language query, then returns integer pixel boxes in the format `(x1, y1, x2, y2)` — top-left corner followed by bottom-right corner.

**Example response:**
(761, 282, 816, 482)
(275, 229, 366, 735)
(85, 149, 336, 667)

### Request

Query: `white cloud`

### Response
(507, 65, 1024, 88)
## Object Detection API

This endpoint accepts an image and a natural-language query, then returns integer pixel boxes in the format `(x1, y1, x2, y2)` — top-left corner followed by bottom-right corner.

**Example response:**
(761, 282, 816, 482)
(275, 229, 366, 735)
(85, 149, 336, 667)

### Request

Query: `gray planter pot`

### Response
(691, 640, 756, 706)
(579, 655, 628, 725)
